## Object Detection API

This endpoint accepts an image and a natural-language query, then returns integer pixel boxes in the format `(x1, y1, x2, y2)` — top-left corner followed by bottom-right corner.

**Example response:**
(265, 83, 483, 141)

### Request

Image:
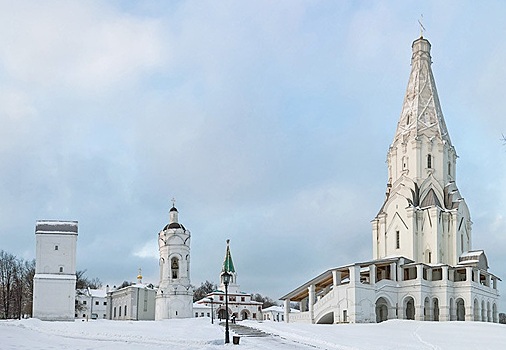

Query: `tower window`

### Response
(171, 257, 179, 279)
(396, 231, 400, 249)
(55, 245, 59, 250)
(448, 162, 451, 175)
(59, 266, 64, 273)
(427, 154, 432, 169)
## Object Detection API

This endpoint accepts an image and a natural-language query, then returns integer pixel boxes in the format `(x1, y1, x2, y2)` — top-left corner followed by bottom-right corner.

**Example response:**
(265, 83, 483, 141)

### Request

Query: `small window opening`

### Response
(171, 257, 179, 279)
(55, 245, 59, 250)
(427, 154, 432, 168)
(396, 231, 400, 249)
(59, 266, 63, 273)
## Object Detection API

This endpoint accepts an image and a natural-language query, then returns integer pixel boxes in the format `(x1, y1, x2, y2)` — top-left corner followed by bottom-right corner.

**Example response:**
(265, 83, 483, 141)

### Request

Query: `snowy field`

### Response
(1, 317, 505, 350)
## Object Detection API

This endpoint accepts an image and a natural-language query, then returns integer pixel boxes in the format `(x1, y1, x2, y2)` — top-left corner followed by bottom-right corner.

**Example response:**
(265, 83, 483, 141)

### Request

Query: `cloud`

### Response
(0, 1, 165, 92)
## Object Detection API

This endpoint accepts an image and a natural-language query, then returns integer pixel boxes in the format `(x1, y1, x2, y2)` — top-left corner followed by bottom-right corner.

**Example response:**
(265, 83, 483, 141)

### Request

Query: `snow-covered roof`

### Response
(35, 220, 78, 234)
(34, 273, 76, 280)
(262, 306, 299, 313)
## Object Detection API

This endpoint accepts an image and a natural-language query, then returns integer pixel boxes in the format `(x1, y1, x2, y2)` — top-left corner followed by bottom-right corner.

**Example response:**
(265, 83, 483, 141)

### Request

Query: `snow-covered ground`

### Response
(1, 317, 505, 350)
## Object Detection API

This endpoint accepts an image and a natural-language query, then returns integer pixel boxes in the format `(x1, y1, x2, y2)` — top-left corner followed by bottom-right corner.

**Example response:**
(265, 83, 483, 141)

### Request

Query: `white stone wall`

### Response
(33, 274, 76, 321)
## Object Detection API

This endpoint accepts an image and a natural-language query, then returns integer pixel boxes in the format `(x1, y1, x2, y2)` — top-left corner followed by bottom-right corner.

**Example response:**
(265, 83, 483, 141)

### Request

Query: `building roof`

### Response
(35, 220, 78, 234)
(262, 305, 299, 313)
(393, 37, 451, 147)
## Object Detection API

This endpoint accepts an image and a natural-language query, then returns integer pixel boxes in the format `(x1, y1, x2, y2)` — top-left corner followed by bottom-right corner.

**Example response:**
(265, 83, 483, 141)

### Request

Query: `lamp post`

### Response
(209, 297, 214, 324)
(223, 271, 231, 344)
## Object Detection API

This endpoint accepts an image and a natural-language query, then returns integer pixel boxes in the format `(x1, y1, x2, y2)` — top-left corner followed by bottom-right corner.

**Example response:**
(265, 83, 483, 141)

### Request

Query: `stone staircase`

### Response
(219, 322, 271, 337)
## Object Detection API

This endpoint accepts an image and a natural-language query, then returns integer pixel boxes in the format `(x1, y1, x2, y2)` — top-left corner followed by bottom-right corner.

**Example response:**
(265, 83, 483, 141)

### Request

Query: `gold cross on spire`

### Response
(418, 14, 426, 38)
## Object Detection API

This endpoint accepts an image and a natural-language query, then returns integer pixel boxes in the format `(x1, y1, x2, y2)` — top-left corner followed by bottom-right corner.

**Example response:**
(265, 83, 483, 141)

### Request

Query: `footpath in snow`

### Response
(1, 317, 505, 350)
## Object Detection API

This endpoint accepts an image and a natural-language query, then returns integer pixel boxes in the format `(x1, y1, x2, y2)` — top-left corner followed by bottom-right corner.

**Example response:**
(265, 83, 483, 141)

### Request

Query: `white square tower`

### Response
(33, 220, 78, 321)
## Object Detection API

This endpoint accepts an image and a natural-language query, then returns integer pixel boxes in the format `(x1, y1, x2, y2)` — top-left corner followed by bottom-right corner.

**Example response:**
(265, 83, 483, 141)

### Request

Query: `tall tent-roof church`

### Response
(281, 36, 500, 324)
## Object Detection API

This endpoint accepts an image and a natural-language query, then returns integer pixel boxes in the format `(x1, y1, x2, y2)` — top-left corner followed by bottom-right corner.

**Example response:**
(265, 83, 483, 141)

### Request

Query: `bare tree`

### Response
(193, 280, 218, 302)
(0, 251, 17, 318)
(251, 293, 278, 309)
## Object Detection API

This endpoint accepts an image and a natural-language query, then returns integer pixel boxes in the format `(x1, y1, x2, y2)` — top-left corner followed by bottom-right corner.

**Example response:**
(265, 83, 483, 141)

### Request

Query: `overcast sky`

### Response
(1, 1, 506, 306)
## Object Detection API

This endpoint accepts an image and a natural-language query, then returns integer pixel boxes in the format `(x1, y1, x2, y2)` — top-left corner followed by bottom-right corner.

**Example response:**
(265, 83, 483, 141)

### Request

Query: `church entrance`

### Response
(375, 297, 389, 323)
(456, 298, 465, 321)
(240, 310, 250, 320)
(405, 297, 415, 320)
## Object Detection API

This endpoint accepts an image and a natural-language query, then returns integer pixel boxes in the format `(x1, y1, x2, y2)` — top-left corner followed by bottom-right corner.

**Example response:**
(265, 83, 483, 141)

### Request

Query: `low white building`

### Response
(194, 240, 263, 321)
(76, 288, 107, 320)
(106, 275, 156, 321)
(262, 306, 299, 322)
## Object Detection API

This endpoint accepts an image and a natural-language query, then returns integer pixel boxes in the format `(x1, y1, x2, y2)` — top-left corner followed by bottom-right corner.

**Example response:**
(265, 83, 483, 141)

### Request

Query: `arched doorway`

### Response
(433, 298, 439, 321)
(474, 299, 480, 321)
(456, 298, 465, 321)
(375, 297, 389, 323)
(423, 297, 430, 321)
(240, 309, 250, 320)
(405, 297, 415, 320)
(217, 308, 231, 320)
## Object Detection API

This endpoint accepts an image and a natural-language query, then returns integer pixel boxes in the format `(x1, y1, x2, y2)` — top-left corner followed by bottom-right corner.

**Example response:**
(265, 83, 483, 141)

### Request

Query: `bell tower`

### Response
(155, 201, 193, 319)
(372, 36, 472, 266)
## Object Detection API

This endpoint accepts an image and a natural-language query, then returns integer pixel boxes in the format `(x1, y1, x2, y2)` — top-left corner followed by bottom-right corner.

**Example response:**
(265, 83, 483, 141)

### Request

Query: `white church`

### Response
(280, 36, 500, 324)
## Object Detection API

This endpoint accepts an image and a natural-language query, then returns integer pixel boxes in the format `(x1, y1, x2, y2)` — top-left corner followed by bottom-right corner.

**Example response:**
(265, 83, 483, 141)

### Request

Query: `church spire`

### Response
(393, 37, 451, 147)
(222, 239, 235, 274)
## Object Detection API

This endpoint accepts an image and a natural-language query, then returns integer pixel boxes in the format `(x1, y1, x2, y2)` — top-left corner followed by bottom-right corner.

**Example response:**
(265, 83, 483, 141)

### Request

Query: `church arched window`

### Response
(171, 257, 179, 279)
(427, 154, 432, 169)
(402, 156, 408, 170)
